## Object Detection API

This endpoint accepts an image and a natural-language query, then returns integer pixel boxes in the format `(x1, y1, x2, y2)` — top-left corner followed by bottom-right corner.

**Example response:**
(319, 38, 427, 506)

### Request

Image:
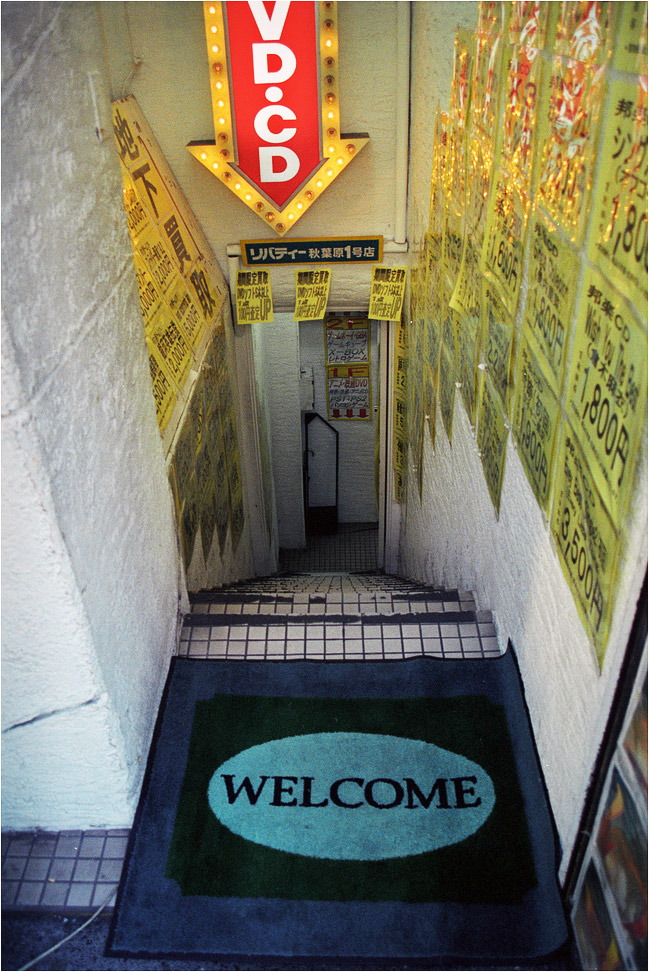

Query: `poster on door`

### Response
(326, 364, 371, 420)
(235, 269, 273, 324)
(324, 316, 370, 366)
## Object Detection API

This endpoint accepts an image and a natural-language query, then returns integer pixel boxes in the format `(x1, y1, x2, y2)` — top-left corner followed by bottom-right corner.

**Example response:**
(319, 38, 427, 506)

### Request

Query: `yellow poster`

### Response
(121, 169, 149, 243)
(443, 203, 465, 296)
(147, 344, 176, 433)
(429, 110, 449, 236)
(133, 251, 163, 335)
(612, 2, 648, 74)
(448, 28, 474, 211)
(327, 364, 371, 420)
(294, 268, 332, 321)
(512, 336, 561, 516)
(508, 1, 548, 49)
(454, 312, 481, 428)
(566, 267, 648, 530)
(555, 1, 614, 66)
(483, 283, 516, 413)
(148, 307, 192, 392)
(551, 422, 620, 668)
(425, 232, 444, 376)
(482, 169, 530, 317)
(394, 467, 406, 504)
(500, 43, 544, 192)
(588, 78, 648, 317)
(368, 267, 407, 322)
(472, 25, 505, 149)
(477, 371, 508, 517)
(166, 276, 204, 349)
(535, 56, 605, 244)
(235, 269, 273, 324)
(424, 363, 437, 446)
(439, 346, 456, 444)
(521, 210, 580, 396)
(325, 316, 370, 365)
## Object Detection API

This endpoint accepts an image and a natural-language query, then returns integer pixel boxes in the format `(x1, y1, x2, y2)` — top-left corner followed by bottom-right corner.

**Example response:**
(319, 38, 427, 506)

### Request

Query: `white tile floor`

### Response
(2, 571, 501, 914)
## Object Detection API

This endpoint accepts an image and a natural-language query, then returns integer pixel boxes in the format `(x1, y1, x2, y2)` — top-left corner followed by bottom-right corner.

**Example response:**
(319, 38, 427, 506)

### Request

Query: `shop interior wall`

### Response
(1, 3, 181, 828)
(299, 320, 379, 524)
(401, 1, 648, 878)
(251, 316, 305, 550)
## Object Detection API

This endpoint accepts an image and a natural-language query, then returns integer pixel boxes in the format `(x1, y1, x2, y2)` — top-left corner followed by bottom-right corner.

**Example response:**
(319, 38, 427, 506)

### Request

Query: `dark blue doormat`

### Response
(107, 653, 568, 962)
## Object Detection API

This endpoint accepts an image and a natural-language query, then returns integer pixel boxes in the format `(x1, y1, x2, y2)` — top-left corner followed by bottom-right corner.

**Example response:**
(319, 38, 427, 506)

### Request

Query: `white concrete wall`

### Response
(1, 2, 181, 828)
(299, 320, 378, 523)
(251, 316, 305, 549)
(400, 1, 648, 877)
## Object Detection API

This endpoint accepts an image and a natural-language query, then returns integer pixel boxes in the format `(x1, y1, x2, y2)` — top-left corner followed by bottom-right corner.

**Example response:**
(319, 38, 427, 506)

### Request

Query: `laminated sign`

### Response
(588, 77, 648, 317)
(566, 268, 647, 531)
(368, 267, 407, 322)
(236, 270, 273, 325)
(477, 371, 509, 517)
(294, 269, 331, 321)
(325, 317, 370, 365)
(512, 336, 561, 517)
(482, 283, 516, 413)
(551, 423, 620, 668)
(481, 170, 530, 318)
(521, 212, 580, 397)
(327, 364, 370, 420)
(112, 96, 227, 439)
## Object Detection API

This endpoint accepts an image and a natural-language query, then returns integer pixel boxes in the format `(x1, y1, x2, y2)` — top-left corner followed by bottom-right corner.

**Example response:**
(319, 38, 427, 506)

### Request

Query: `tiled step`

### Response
(179, 612, 499, 661)
(220, 572, 444, 595)
(189, 589, 477, 616)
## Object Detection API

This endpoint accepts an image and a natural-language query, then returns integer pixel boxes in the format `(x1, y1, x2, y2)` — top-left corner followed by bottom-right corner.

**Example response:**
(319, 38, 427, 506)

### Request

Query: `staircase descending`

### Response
(180, 572, 500, 662)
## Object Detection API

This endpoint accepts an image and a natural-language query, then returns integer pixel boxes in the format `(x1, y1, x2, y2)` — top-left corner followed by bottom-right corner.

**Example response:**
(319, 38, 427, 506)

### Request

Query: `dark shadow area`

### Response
(279, 522, 378, 573)
(2, 913, 581, 971)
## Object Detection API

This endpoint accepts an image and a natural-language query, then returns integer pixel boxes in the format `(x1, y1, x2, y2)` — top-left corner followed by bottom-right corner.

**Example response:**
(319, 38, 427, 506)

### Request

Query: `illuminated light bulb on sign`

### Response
(188, 0, 369, 235)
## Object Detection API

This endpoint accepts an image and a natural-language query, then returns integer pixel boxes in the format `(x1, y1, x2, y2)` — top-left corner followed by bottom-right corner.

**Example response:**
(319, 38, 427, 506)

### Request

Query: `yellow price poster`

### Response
(393, 433, 408, 475)
(472, 27, 505, 150)
(138, 224, 176, 297)
(327, 364, 371, 420)
(512, 336, 561, 516)
(454, 313, 481, 428)
(166, 276, 204, 349)
(551, 423, 620, 667)
(235, 269, 273, 324)
(133, 251, 164, 335)
(612, 2, 648, 74)
(443, 203, 464, 295)
(393, 395, 407, 439)
(477, 371, 508, 517)
(555, 1, 614, 66)
(394, 467, 406, 505)
(588, 78, 648, 317)
(147, 344, 176, 433)
(566, 267, 648, 530)
(294, 268, 331, 321)
(368, 267, 407, 322)
(508, 2, 548, 49)
(481, 169, 530, 317)
(535, 56, 605, 245)
(521, 211, 580, 396)
(325, 316, 370, 366)
(500, 43, 544, 193)
(424, 363, 437, 446)
(121, 169, 149, 243)
(439, 347, 456, 444)
(482, 283, 516, 413)
(148, 307, 192, 392)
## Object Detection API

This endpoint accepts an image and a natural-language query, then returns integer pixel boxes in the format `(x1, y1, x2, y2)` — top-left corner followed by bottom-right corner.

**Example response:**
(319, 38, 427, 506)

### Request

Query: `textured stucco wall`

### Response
(401, 1, 648, 875)
(251, 316, 305, 549)
(2, 2, 181, 828)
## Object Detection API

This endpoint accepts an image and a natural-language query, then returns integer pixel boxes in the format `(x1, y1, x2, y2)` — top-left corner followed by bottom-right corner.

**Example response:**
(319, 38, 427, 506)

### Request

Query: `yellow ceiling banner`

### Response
(235, 270, 273, 325)
(294, 269, 332, 321)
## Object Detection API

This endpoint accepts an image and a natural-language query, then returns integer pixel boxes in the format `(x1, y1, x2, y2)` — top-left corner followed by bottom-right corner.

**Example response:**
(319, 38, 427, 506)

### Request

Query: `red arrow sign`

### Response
(225, 0, 322, 210)
(188, 1, 369, 236)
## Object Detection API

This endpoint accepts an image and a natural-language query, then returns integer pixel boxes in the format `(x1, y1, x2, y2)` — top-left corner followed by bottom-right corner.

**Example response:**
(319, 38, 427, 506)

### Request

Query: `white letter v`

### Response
(248, 1, 291, 41)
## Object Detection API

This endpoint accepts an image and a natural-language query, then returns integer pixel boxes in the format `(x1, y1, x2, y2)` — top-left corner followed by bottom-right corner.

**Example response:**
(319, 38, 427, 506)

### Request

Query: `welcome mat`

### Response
(108, 653, 568, 961)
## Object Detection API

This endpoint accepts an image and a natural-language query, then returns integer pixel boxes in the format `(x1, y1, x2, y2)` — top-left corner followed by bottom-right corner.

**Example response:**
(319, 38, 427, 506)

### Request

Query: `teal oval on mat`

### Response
(208, 732, 495, 860)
